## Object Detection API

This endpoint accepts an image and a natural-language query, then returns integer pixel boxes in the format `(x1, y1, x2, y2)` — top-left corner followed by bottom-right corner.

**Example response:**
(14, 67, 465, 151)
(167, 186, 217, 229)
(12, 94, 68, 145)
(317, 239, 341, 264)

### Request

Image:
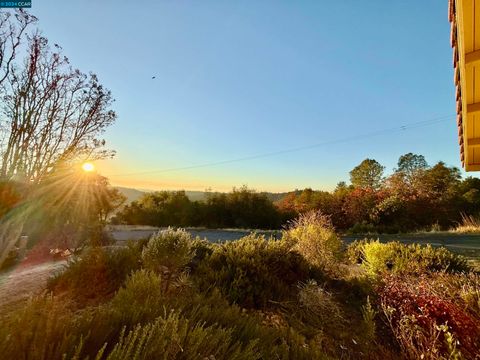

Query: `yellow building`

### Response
(449, 0, 480, 170)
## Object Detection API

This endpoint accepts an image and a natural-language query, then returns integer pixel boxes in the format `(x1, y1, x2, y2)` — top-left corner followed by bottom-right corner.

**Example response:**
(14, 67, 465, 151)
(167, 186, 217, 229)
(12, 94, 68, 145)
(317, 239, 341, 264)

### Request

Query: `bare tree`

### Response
(0, 10, 37, 86)
(0, 10, 117, 265)
(0, 33, 117, 182)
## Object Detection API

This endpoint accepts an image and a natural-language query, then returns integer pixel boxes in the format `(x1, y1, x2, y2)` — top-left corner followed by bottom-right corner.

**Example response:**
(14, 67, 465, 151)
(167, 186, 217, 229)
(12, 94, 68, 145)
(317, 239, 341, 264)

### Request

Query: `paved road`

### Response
(111, 227, 480, 254)
(111, 228, 280, 243)
(342, 233, 480, 250)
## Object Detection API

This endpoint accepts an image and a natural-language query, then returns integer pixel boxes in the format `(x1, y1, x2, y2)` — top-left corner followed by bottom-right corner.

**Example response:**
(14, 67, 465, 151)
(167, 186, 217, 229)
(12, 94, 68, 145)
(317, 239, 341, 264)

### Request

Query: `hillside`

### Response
(115, 187, 291, 204)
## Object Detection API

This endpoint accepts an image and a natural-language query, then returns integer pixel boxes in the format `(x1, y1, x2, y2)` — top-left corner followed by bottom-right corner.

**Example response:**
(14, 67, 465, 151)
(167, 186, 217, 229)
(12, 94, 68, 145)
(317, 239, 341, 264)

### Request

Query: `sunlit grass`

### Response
(453, 214, 480, 234)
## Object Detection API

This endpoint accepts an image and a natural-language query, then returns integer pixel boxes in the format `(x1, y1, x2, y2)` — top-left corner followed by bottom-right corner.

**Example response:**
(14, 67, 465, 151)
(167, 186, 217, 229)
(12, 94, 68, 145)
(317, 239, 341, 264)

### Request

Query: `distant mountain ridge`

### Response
(114, 187, 145, 204)
(114, 186, 291, 204)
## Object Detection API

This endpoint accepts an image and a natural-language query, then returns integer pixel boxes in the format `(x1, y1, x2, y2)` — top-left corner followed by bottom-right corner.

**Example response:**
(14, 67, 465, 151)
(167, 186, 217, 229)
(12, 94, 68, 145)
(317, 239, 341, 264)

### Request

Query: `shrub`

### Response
(109, 273, 326, 359)
(48, 244, 142, 305)
(414, 272, 480, 318)
(142, 228, 196, 293)
(348, 222, 377, 235)
(345, 239, 372, 264)
(283, 211, 343, 275)
(361, 241, 470, 276)
(7, 269, 327, 359)
(188, 237, 214, 270)
(379, 275, 480, 359)
(295, 280, 344, 329)
(142, 228, 195, 274)
(109, 270, 165, 324)
(195, 233, 311, 308)
(361, 296, 377, 341)
(411, 244, 469, 273)
(362, 241, 402, 276)
(100, 311, 260, 360)
(0, 292, 261, 360)
(458, 275, 480, 317)
(0, 295, 81, 360)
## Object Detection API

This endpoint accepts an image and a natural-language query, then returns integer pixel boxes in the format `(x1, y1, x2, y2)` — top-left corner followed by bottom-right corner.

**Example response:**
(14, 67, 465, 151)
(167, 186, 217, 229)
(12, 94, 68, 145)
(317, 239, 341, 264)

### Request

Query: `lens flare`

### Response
(82, 162, 95, 172)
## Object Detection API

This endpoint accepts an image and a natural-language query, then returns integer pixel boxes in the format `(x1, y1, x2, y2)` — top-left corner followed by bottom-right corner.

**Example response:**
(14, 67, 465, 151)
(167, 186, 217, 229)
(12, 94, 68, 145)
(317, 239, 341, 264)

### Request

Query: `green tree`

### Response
(349, 159, 385, 190)
(395, 153, 429, 186)
(396, 153, 428, 175)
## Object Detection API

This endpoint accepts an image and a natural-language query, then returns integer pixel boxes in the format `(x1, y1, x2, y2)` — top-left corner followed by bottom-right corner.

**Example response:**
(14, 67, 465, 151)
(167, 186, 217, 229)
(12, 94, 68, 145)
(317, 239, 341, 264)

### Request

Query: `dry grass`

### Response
(452, 214, 480, 233)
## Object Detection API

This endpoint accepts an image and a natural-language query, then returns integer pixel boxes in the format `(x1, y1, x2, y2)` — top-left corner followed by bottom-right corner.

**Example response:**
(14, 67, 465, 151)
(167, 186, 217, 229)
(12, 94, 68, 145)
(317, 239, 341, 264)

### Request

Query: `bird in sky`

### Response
(151, 76, 156, 79)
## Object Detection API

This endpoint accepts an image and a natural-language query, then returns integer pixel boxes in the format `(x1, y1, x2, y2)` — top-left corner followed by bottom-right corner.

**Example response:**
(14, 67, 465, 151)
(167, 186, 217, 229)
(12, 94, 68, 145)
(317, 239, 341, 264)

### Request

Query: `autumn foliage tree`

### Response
(274, 154, 479, 233)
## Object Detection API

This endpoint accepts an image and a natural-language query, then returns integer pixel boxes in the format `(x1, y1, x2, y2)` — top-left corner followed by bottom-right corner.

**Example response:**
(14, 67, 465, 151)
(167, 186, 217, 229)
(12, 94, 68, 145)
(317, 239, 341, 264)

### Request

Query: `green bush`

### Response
(101, 311, 260, 360)
(195, 233, 311, 308)
(142, 228, 195, 274)
(283, 211, 343, 276)
(188, 237, 214, 270)
(361, 296, 377, 341)
(0, 267, 330, 360)
(346, 239, 372, 264)
(347, 222, 378, 235)
(108, 271, 326, 359)
(0, 295, 81, 360)
(109, 270, 166, 324)
(48, 244, 143, 305)
(361, 241, 470, 276)
(0, 292, 261, 360)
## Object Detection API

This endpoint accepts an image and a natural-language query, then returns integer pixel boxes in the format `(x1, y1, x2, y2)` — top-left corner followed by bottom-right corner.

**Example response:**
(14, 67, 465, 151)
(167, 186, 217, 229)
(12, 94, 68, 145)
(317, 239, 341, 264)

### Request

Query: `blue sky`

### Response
(34, 0, 461, 192)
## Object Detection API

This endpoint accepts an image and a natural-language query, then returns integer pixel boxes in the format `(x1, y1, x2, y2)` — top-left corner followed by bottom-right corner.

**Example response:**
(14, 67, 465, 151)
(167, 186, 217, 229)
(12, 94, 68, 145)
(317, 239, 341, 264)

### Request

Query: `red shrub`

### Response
(379, 274, 480, 358)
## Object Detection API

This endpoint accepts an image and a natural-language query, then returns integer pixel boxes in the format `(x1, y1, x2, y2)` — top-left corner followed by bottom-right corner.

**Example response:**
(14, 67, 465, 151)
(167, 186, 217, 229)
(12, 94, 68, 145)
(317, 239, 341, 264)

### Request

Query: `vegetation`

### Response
(1, 9, 480, 360)
(454, 213, 480, 233)
(113, 154, 480, 235)
(1, 215, 478, 359)
(0, 10, 116, 183)
(0, 10, 120, 266)
(277, 154, 480, 233)
(283, 212, 343, 276)
(113, 186, 283, 229)
(195, 233, 311, 308)
(348, 240, 470, 276)
(0, 171, 125, 268)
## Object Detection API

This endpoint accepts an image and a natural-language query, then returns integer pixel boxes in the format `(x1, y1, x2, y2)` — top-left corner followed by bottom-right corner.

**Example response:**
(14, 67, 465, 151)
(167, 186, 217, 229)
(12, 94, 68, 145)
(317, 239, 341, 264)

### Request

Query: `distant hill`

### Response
(115, 187, 210, 204)
(115, 187, 291, 204)
(115, 187, 145, 204)
(262, 192, 291, 203)
(184, 191, 209, 202)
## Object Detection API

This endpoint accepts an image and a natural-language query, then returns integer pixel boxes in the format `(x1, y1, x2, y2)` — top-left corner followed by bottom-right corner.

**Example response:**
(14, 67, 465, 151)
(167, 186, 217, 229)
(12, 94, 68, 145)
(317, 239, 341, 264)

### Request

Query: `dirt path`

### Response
(0, 260, 66, 312)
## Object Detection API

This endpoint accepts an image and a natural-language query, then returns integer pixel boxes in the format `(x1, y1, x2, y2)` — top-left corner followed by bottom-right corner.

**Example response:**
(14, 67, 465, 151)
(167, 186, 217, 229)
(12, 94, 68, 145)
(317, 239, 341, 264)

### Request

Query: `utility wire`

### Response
(106, 114, 454, 177)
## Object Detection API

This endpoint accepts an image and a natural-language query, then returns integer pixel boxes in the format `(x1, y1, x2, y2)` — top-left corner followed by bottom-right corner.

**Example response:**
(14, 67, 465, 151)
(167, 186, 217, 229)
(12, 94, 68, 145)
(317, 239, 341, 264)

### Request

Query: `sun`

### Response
(82, 162, 95, 172)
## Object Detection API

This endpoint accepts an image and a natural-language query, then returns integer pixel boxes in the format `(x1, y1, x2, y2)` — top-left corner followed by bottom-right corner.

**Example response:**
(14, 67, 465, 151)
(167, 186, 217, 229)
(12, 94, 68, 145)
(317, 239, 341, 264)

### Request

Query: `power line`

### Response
(106, 114, 454, 177)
